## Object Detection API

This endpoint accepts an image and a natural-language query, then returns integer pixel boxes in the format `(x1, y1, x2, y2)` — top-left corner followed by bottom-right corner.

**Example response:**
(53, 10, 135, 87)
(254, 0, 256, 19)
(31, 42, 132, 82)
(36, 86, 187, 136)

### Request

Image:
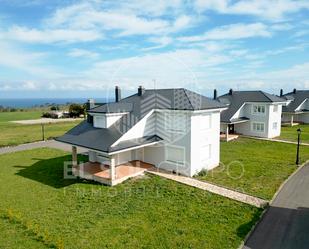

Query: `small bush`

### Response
(196, 168, 208, 177)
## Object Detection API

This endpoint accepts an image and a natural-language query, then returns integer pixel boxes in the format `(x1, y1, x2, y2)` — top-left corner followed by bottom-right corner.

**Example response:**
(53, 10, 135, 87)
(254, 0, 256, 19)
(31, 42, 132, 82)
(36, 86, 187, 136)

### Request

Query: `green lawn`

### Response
(0, 148, 262, 249)
(279, 124, 309, 144)
(0, 111, 81, 147)
(0, 110, 43, 122)
(197, 138, 309, 200)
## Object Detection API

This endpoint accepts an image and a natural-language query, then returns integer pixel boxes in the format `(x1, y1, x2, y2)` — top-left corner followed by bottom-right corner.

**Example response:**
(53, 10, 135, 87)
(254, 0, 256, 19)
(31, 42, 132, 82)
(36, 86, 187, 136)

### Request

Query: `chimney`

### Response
(115, 86, 121, 102)
(86, 99, 95, 110)
(229, 89, 233, 95)
(293, 88, 297, 94)
(213, 89, 217, 100)
(280, 89, 283, 97)
(138, 85, 145, 96)
(86, 99, 95, 123)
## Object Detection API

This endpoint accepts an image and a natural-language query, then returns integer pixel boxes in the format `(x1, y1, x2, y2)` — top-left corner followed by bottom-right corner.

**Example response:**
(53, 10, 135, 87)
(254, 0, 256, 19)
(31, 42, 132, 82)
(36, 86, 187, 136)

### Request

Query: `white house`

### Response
(217, 89, 286, 140)
(56, 86, 226, 185)
(280, 89, 309, 125)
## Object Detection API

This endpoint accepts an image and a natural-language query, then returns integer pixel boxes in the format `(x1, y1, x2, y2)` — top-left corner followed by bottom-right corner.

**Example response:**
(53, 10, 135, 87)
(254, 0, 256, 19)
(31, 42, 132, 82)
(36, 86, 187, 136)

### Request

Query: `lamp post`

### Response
(296, 128, 301, 165)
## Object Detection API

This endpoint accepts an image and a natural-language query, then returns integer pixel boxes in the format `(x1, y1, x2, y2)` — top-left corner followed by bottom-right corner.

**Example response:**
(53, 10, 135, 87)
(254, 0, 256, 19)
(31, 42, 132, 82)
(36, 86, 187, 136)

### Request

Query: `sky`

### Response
(0, 0, 308, 99)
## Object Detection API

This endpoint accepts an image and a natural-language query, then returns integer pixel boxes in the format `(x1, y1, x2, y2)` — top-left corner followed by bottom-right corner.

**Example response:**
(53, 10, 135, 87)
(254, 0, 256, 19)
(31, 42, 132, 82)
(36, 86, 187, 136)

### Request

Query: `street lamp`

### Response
(296, 128, 301, 165)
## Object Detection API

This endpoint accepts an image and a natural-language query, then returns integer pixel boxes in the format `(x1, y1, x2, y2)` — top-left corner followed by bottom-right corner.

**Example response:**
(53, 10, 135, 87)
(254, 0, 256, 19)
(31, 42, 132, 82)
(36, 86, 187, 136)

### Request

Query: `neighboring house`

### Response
(280, 89, 309, 125)
(56, 86, 226, 185)
(217, 89, 286, 140)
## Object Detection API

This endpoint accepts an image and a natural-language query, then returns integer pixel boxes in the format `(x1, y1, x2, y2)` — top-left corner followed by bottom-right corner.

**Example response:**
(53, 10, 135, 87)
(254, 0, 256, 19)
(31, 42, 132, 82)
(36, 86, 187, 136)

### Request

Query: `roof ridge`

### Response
(259, 90, 273, 102)
(183, 88, 195, 110)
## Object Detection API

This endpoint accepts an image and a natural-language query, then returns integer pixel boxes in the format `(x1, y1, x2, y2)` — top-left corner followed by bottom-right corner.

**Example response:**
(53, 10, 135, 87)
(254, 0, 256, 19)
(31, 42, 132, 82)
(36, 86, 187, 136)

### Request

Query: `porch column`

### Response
(290, 115, 294, 126)
(225, 125, 229, 142)
(72, 146, 77, 167)
(110, 156, 116, 182)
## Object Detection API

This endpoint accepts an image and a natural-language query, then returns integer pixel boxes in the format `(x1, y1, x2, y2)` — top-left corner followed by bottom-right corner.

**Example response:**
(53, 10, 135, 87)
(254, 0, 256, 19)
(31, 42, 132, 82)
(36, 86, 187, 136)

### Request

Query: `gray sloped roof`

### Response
(56, 88, 225, 153)
(218, 91, 286, 122)
(90, 88, 225, 113)
(282, 90, 309, 113)
(55, 121, 123, 152)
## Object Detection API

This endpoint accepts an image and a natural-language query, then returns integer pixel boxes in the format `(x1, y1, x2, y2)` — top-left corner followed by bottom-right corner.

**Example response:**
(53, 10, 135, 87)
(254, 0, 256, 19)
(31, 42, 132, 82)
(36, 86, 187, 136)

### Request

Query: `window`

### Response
(252, 122, 265, 132)
(252, 105, 265, 115)
(201, 114, 211, 130)
(165, 113, 186, 133)
(201, 144, 211, 163)
(166, 146, 185, 165)
(273, 122, 278, 130)
(273, 105, 278, 112)
(94, 116, 106, 128)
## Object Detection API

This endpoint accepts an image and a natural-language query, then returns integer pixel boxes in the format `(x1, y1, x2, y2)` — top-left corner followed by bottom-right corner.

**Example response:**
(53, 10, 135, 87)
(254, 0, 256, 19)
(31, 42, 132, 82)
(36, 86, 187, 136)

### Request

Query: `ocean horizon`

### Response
(0, 98, 110, 108)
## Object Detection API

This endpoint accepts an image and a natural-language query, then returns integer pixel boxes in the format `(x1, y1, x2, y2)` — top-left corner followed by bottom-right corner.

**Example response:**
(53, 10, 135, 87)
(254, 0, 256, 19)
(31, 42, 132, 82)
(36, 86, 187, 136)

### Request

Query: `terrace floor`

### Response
(73, 160, 154, 185)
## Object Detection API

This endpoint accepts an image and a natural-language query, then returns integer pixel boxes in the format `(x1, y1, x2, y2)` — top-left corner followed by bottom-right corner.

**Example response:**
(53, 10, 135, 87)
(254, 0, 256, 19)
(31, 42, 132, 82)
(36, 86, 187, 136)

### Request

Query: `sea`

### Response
(0, 98, 110, 108)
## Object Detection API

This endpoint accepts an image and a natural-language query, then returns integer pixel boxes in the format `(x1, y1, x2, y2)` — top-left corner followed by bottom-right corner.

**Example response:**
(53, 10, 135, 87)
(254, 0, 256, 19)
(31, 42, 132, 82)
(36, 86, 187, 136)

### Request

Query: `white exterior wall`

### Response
(267, 104, 282, 138)
(92, 113, 124, 128)
(90, 109, 221, 177)
(190, 111, 220, 175)
(232, 103, 282, 138)
(298, 113, 309, 123)
(143, 111, 192, 176)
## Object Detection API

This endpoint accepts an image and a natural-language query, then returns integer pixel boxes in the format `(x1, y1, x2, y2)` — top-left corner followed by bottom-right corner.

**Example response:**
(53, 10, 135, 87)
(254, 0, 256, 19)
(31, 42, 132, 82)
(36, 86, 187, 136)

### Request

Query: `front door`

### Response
(228, 124, 235, 134)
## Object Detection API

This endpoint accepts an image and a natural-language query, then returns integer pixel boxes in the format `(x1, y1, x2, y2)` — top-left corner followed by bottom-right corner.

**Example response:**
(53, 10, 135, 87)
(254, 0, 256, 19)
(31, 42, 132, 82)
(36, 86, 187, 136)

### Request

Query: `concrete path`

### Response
(243, 162, 309, 249)
(147, 169, 267, 208)
(242, 135, 309, 146)
(11, 118, 83, 125)
(0, 140, 86, 154)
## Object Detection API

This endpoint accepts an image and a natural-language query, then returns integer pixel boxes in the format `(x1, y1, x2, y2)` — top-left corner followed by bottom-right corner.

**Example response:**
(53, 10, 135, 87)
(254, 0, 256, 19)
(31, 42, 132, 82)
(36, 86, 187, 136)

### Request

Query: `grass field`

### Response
(0, 111, 80, 147)
(197, 138, 309, 200)
(279, 124, 309, 144)
(0, 110, 42, 122)
(0, 148, 262, 249)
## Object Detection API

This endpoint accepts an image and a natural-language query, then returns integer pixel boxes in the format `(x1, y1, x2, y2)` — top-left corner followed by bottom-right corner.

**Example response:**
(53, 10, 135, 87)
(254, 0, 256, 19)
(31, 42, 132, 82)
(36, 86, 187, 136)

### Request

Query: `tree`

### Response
(69, 104, 85, 118)
(50, 105, 59, 111)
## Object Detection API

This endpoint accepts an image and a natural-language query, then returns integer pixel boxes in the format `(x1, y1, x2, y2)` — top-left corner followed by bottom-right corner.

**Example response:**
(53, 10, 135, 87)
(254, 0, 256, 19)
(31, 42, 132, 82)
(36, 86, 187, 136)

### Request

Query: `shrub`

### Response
(69, 104, 85, 118)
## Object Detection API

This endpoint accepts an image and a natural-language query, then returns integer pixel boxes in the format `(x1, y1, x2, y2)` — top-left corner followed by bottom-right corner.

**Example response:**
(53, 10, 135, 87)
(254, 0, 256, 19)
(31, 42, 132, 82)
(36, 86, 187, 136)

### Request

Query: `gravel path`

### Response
(148, 169, 267, 208)
(0, 140, 86, 154)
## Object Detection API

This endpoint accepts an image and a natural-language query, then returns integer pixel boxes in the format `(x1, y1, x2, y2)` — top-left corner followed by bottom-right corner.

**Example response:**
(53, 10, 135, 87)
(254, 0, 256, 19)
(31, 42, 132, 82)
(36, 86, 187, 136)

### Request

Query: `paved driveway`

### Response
(243, 162, 309, 249)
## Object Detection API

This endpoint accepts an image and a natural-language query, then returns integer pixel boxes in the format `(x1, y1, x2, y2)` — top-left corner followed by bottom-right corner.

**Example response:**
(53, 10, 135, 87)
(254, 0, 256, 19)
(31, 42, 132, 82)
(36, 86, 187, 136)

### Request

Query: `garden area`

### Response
(0, 110, 81, 147)
(279, 124, 309, 144)
(0, 148, 262, 249)
(197, 137, 309, 200)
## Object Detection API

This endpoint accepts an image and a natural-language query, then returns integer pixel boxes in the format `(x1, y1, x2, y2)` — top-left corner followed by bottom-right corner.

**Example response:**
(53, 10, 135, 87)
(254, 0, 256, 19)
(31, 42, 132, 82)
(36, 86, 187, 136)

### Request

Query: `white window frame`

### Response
(272, 122, 278, 130)
(164, 112, 187, 133)
(200, 113, 212, 131)
(252, 122, 265, 133)
(165, 145, 185, 165)
(93, 115, 106, 128)
(273, 105, 278, 113)
(200, 144, 211, 163)
(252, 104, 266, 115)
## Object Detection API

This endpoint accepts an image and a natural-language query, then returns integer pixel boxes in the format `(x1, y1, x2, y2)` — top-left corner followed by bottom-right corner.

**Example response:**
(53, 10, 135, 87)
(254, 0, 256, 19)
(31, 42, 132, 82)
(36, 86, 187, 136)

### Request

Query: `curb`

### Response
(241, 135, 309, 146)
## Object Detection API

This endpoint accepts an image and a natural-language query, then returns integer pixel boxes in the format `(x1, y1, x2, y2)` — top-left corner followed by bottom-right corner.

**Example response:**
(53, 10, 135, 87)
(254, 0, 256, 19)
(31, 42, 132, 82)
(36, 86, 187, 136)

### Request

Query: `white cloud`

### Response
(179, 23, 271, 42)
(0, 41, 57, 76)
(44, 2, 192, 37)
(142, 36, 173, 51)
(271, 23, 293, 31)
(194, 0, 309, 20)
(67, 48, 99, 59)
(4, 26, 102, 43)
